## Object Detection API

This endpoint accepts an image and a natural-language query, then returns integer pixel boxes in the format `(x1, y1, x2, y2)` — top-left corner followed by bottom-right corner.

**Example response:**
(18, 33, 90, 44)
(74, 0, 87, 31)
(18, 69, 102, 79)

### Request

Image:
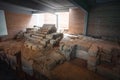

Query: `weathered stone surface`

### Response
(60, 44, 76, 61)
(50, 39, 56, 46)
(32, 50, 65, 78)
(76, 50, 89, 60)
(26, 28, 35, 33)
(38, 24, 57, 34)
(87, 56, 99, 66)
(48, 51, 65, 64)
(59, 43, 64, 51)
(31, 34, 43, 40)
(21, 57, 33, 75)
(46, 33, 63, 40)
(100, 53, 112, 63)
(76, 41, 92, 51)
(88, 44, 99, 57)
(7, 54, 17, 70)
(33, 33, 46, 37)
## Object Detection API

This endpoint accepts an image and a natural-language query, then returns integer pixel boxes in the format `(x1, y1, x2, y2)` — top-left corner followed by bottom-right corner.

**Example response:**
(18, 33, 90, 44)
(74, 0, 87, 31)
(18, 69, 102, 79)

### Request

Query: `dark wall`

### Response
(87, 2, 120, 40)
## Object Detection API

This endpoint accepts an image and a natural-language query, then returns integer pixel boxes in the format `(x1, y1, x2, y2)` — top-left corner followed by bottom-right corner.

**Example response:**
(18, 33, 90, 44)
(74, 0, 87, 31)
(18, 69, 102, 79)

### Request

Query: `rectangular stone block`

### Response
(88, 44, 99, 57)
(76, 41, 92, 51)
(100, 53, 112, 63)
(87, 56, 99, 66)
(31, 34, 43, 40)
(76, 50, 89, 60)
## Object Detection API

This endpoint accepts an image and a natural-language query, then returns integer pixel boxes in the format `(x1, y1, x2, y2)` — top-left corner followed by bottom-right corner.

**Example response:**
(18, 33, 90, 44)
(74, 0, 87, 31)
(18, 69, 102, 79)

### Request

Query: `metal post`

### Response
(56, 14, 58, 29)
(84, 12, 89, 36)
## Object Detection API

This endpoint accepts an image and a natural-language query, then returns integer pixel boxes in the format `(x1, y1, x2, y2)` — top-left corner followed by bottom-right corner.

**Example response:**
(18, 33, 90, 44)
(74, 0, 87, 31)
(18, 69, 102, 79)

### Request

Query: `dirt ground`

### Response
(51, 59, 107, 80)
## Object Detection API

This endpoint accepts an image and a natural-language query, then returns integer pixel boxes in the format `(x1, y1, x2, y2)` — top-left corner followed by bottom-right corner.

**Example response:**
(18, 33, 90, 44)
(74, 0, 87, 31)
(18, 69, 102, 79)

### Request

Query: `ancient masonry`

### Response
(0, 24, 120, 80)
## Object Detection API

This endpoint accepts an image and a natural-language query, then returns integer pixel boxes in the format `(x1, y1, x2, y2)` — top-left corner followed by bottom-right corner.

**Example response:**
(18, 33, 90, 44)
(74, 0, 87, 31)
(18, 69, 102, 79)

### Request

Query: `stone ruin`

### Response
(60, 34, 120, 80)
(0, 24, 65, 79)
(0, 24, 120, 80)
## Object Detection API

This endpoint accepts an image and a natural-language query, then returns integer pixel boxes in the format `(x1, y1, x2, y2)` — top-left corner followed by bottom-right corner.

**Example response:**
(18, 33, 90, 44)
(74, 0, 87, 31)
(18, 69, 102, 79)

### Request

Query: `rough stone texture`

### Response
(0, 32, 120, 80)
(76, 50, 89, 60)
(88, 44, 99, 57)
(21, 57, 33, 75)
(60, 43, 76, 61)
(61, 34, 120, 80)
(33, 49, 65, 79)
(87, 56, 99, 67)
(76, 40, 92, 51)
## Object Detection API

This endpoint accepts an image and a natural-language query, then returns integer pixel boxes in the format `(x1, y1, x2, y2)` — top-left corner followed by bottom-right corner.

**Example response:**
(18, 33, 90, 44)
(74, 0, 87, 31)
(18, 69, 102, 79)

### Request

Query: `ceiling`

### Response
(0, 0, 119, 13)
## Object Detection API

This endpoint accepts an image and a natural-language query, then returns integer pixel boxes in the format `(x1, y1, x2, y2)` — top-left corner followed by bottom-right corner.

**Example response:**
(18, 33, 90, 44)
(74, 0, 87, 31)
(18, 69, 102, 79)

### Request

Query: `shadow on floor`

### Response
(0, 60, 21, 80)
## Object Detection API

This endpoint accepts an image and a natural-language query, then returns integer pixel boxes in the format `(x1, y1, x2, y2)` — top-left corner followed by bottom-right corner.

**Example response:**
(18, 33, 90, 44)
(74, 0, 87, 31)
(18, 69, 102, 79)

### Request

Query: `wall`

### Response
(69, 8, 85, 34)
(0, 10, 8, 36)
(57, 12, 69, 29)
(44, 13, 56, 25)
(88, 2, 120, 39)
(5, 11, 32, 39)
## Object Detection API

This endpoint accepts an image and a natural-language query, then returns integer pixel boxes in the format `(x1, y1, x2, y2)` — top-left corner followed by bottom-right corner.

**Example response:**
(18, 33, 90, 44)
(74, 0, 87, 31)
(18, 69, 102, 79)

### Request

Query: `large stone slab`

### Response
(88, 44, 99, 57)
(60, 44, 76, 61)
(76, 40, 92, 51)
(87, 56, 99, 66)
(76, 50, 89, 60)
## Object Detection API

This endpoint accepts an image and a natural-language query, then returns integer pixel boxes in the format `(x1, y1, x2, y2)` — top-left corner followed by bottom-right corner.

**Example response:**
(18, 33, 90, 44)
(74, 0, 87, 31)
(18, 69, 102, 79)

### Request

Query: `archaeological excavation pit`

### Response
(0, 0, 120, 80)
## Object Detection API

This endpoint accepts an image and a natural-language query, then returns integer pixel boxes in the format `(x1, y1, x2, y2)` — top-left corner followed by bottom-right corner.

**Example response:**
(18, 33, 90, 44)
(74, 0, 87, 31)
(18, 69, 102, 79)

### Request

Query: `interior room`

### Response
(0, 0, 120, 80)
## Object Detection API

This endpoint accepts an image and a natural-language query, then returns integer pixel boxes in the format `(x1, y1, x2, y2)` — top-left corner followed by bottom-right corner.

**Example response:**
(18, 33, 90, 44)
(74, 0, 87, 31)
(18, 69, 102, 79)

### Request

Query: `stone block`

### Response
(100, 53, 112, 63)
(31, 45, 39, 51)
(61, 44, 76, 61)
(88, 44, 99, 57)
(50, 39, 56, 46)
(44, 58, 57, 70)
(76, 41, 92, 51)
(21, 57, 33, 75)
(49, 52, 65, 64)
(40, 40, 47, 47)
(59, 43, 64, 51)
(76, 50, 89, 60)
(31, 34, 43, 40)
(46, 33, 63, 40)
(87, 56, 99, 66)
(7, 54, 17, 70)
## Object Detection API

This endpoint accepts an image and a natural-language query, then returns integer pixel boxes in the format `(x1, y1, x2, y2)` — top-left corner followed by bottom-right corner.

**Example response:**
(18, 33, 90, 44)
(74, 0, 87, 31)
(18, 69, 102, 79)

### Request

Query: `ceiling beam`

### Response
(69, 0, 89, 12)
(31, 0, 56, 9)
(0, 1, 34, 14)
(1, 0, 55, 13)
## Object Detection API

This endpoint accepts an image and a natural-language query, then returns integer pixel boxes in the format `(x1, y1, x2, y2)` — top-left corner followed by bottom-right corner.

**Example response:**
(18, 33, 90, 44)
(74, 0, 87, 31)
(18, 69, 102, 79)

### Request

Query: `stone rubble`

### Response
(0, 27, 120, 80)
(59, 34, 120, 80)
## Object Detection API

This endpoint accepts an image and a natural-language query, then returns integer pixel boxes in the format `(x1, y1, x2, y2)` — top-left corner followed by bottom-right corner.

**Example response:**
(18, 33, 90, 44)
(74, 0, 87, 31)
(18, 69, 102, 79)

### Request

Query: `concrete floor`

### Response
(51, 58, 107, 80)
